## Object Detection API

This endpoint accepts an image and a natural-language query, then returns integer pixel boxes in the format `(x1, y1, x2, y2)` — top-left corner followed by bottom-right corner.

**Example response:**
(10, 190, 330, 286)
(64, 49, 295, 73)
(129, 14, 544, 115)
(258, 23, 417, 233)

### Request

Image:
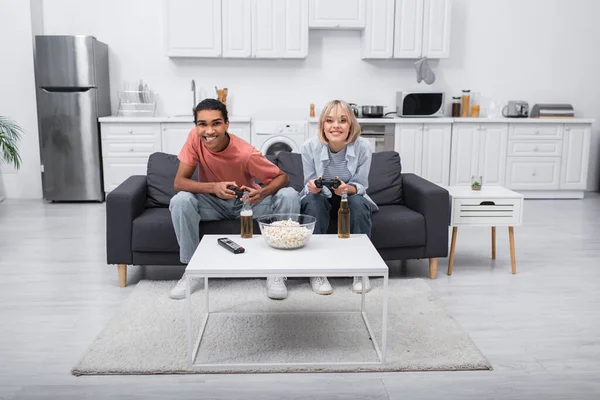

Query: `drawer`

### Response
(101, 140, 160, 157)
(507, 140, 562, 156)
(101, 123, 160, 141)
(509, 124, 563, 140)
(506, 157, 560, 190)
(452, 197, 522, 226)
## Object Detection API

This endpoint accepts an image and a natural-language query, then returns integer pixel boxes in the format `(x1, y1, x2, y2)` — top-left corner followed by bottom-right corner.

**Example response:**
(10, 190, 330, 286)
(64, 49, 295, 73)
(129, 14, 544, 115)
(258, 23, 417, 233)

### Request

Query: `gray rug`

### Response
(72, 278, 492, 374)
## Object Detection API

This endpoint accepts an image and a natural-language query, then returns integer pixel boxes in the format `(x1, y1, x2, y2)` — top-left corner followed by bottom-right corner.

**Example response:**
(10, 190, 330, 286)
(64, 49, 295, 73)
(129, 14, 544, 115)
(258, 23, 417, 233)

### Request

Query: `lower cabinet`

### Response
(100, 120, 251, 193)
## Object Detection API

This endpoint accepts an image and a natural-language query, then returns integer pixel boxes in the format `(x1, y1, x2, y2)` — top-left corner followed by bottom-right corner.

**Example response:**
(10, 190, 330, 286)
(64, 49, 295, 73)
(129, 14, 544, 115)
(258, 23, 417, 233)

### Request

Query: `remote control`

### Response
(217, 237, 245, 254)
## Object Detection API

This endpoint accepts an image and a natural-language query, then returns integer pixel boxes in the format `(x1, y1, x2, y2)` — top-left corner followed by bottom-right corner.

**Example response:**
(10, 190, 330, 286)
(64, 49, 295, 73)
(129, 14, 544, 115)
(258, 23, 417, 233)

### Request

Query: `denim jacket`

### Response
(299, 136, 378, 211)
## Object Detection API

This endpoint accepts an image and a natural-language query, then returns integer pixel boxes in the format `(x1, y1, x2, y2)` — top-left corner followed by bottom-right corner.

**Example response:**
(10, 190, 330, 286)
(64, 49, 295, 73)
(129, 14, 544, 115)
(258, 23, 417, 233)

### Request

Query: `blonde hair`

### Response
(317, 100, 361, 145)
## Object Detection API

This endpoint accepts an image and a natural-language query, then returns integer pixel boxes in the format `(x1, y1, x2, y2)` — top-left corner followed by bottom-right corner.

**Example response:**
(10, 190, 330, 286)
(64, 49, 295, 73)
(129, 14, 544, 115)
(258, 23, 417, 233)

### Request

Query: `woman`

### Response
(300, 100, 378, 295)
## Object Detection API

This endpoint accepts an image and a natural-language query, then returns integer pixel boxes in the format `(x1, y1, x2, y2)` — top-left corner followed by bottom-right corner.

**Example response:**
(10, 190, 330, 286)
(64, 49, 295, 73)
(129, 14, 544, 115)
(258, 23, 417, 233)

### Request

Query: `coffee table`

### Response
(184, 234, 389, 370)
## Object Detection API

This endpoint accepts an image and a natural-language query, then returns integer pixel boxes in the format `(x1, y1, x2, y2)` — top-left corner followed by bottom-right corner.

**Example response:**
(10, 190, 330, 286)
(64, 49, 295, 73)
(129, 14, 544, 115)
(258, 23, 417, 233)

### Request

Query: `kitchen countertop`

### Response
(99, 116, 593, 124)
(308, 117, 594, 124)
(98, 116, 252, 123)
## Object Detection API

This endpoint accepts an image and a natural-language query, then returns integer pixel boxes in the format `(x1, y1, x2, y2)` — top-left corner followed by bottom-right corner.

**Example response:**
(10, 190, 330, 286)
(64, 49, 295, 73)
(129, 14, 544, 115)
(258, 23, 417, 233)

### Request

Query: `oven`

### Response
(359, 122, 395, 153)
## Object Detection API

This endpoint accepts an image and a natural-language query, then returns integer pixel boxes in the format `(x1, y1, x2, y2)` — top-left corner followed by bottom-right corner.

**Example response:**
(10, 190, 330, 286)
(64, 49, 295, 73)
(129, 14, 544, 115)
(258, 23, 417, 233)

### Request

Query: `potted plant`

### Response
(0, 116, 24, 202)
(0, 116, 23, 169)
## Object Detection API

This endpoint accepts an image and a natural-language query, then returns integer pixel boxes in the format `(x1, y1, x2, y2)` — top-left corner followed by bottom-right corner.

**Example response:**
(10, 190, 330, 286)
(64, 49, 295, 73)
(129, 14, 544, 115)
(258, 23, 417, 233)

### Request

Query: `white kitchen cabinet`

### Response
(253, 0, 309, 58)
(309, 0, 366, 29)
(223, 0, 252, 58)
(164, 0, 222, 57)
(560, 124, 591, 190)
(422, 0, 451, 58)
(421, 123, 451, 185)
(361, 0, 395, 59)
(450, 123, 508, 187)
(161, 123, 195, 156)
(103, 158, 150, 192)
(394, 124, 422, 175)
(393, 0, 451, 59)
(228, 122, 252, 143)
(506, 157, 561, 190)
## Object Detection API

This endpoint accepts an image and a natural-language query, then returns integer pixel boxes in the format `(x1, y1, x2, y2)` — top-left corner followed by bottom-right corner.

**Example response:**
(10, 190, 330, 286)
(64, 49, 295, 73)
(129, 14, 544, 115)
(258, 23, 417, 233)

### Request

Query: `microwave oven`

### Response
(396, 92, 445, 117)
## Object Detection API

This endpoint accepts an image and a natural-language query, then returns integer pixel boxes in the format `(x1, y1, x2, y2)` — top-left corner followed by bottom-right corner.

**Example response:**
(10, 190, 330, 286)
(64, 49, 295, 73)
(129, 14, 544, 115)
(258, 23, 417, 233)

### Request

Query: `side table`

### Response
(445, 186, 524, 275)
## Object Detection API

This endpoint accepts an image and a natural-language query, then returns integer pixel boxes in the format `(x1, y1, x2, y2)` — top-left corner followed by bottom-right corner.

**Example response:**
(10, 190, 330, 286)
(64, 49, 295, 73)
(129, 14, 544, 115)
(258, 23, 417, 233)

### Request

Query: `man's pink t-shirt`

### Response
(178, 129, 280, 189)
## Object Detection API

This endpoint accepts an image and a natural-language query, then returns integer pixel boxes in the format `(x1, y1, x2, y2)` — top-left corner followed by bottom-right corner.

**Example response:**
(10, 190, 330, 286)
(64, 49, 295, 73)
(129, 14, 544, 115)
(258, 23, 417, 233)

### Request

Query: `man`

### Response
(169, 99, 299, 300)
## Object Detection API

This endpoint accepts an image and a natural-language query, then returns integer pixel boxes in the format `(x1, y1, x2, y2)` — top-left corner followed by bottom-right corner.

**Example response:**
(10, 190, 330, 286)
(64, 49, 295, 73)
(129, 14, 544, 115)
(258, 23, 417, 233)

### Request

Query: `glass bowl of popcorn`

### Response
(257, 213, 317, 250)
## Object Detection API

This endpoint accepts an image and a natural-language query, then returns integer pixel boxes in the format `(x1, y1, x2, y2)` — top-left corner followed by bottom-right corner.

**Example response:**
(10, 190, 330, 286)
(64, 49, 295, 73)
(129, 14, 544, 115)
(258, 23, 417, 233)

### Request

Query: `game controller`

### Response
(314, 177, 342, 189)
(227, 185, 247, 199)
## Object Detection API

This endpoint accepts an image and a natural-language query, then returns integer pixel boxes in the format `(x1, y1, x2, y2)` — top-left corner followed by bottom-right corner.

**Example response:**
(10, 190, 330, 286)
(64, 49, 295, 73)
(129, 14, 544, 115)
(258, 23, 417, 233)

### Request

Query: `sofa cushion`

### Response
(276, 151, 304, 192)
(132, 208, 260, 253)
(370, 205, 425, 248)
(367, 151, 403, 206)
(146, 152, 198, 208)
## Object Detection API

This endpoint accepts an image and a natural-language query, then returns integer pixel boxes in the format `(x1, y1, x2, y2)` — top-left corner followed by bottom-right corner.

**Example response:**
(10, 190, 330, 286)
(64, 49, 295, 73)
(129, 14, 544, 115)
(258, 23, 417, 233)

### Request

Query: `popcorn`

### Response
(261, 219, 312, 249)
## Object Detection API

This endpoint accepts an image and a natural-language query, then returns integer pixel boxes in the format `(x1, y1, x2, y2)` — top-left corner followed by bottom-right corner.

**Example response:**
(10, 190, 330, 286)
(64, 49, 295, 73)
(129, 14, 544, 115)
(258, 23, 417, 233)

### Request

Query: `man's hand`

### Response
(239, 185, 267, 204)
(333, 178, 356, 196)
(213, 181, 238, 200)
(307, 178, 322, 194)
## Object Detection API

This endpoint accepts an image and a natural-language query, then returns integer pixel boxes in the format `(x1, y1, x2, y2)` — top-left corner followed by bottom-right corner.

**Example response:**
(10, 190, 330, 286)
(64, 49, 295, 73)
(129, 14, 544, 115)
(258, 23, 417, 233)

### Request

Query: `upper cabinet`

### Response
(309, 0, 366, 29)
(361, 0, 395, 59)
(393, 0, 451, 59)
(251, 0, 309, 58)
(165, 0, 308, 59)
(223, 0, 252, 58)
(164, 0, 222, 57)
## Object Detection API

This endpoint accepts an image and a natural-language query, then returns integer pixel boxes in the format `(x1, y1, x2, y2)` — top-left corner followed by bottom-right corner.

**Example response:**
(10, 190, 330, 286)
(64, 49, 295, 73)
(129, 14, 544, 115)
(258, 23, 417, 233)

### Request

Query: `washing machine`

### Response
(251, 121, 307, 157)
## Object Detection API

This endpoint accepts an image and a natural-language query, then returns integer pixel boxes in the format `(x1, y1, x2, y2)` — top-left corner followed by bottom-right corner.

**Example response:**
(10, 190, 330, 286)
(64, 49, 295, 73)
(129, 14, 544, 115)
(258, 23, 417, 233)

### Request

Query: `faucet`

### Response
(191, 79, 196, 109)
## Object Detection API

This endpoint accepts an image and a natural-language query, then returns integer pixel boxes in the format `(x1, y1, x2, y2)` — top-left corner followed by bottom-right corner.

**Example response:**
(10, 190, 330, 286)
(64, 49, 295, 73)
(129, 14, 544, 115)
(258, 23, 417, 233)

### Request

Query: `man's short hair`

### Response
(194, 98, 229, 123)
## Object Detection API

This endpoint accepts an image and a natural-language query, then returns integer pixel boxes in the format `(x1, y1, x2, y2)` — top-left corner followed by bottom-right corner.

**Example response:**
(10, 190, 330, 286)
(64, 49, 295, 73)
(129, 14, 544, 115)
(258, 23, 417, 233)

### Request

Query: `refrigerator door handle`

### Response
(41, 87, 94, 93)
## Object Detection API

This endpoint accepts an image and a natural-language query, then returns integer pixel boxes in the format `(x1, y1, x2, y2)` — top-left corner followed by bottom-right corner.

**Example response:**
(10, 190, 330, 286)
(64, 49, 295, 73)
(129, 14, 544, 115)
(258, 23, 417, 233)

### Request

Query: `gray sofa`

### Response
(106, 151, 449, 287)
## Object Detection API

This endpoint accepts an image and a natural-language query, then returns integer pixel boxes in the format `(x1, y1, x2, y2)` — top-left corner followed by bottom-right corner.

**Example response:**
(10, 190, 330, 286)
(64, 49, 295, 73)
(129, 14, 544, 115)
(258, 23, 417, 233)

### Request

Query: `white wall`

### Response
(3, 0, 600, 198)
(0, 0, 43, 199)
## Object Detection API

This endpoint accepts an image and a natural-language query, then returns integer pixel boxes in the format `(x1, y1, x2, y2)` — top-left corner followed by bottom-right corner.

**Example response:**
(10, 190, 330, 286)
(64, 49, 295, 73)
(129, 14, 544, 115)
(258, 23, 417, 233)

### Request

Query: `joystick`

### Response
(227, 185, 246, 199)
(314, 177, 342, 189)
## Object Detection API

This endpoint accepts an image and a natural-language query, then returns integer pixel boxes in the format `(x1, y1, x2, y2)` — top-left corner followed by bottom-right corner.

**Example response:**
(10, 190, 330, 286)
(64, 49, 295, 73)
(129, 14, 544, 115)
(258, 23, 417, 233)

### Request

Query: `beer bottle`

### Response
(337, 190, 350, 238)
(240, 191, 253, 238)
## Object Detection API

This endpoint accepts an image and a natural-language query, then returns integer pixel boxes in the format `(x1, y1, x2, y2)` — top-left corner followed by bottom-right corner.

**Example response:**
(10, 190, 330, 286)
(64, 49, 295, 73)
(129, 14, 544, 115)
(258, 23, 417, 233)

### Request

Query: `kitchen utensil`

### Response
(503, 101, 529, 118)
(349, 103, 359, 117)
(361, 105, 385, 118)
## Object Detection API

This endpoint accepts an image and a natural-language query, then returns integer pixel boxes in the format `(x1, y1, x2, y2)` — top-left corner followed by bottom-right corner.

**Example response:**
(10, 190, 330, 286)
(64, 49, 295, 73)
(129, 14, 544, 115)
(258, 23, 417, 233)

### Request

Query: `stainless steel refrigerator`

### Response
(35, 35, 110, 202)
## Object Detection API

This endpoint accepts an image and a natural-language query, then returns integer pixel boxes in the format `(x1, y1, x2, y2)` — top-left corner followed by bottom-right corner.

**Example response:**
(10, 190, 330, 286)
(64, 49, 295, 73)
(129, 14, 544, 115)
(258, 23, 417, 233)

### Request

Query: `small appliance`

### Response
(396, 92, 444, 117)
(503, 101, 529, 118)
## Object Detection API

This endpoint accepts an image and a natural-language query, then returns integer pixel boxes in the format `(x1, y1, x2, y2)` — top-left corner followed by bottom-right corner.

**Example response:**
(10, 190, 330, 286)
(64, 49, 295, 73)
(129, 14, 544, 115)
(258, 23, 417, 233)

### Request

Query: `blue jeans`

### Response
(301, 193, 374, 238)
(170, 187, 300, 263)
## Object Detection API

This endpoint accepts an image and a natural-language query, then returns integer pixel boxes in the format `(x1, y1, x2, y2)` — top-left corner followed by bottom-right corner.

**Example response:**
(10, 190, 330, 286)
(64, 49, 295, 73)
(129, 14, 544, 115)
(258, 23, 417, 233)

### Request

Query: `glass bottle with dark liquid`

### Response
(240, 191, 253, 238)
(337, 190, 350, 238)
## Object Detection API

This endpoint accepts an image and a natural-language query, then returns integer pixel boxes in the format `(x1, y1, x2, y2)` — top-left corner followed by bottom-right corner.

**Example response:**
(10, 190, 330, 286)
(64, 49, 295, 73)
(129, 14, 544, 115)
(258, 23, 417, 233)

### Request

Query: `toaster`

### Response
(503, 101, 529, 118)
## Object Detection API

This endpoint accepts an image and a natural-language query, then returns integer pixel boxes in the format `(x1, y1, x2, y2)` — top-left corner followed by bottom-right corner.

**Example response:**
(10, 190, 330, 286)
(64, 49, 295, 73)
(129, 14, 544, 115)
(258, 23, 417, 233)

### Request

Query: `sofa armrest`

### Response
(402, 174, 450, 258)
(106, 175, 148, 265)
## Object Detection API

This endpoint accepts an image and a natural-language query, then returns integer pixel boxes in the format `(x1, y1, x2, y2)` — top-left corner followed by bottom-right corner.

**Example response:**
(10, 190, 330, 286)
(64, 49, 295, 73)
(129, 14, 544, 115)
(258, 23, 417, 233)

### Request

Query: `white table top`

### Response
(442, 186, 524, 199)
(186, 234, 388, 278)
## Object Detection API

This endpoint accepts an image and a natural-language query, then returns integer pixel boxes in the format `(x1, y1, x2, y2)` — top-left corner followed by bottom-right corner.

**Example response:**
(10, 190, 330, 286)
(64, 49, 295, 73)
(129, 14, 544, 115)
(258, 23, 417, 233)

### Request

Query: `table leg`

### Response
(186, 275, 192, 366)
(448, 227, 458, 275)
(508, 226, 516, 274)
(491, 226, 496, 260)
(381, 273, 388, 363)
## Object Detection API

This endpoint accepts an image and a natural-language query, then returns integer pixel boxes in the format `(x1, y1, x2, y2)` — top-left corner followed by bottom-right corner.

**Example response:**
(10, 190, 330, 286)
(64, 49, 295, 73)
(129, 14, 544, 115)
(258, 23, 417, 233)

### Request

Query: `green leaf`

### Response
(0, 116, 24, 170)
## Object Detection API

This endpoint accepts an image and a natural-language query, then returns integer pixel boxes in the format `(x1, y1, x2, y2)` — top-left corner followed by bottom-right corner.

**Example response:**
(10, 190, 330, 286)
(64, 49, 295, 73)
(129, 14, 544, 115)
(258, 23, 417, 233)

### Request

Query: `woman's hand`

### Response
(333, 178, 356, 196)
(307, 178, 322, 194)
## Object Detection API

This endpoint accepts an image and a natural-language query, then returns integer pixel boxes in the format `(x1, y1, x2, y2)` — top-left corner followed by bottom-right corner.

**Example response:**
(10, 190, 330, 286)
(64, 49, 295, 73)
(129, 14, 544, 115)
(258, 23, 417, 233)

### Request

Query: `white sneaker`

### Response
(352, 276, 372, 294)
(266, 276, 288, 300)
(310, 276, 333, 295)
(169, 273, 203, 300)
